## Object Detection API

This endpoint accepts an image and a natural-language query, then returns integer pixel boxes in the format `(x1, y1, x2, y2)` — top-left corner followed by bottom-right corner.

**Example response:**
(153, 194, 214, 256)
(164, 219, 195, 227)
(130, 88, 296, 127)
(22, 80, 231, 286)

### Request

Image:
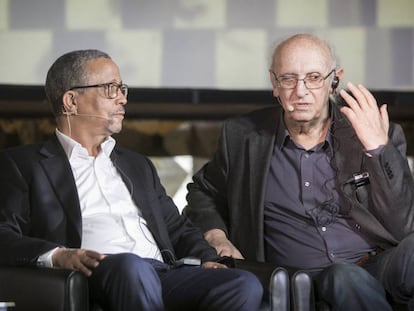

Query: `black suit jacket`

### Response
(185, 105, 414, 262)
(0, 135, 218, 266)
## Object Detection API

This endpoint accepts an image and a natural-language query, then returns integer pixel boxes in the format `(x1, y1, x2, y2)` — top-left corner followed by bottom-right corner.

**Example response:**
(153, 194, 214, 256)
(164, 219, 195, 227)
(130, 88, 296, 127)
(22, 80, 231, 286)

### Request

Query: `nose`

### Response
(118, 92, 127, 106)
(295, 79, 308, 97)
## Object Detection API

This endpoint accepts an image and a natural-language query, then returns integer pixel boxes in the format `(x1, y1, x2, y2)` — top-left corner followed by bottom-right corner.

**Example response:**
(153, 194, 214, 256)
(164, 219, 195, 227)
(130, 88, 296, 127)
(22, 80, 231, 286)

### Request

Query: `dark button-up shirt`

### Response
(264, 115, 375, 271)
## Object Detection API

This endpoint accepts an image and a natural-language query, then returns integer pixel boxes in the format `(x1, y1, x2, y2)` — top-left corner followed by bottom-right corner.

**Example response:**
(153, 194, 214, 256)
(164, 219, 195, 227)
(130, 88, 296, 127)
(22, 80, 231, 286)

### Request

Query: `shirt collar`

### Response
(55, 129, 116, 160)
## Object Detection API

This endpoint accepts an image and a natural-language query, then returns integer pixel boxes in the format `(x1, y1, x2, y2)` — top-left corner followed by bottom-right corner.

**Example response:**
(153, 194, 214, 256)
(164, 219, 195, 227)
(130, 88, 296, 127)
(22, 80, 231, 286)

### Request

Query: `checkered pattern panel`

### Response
(1, 0, 413, 90)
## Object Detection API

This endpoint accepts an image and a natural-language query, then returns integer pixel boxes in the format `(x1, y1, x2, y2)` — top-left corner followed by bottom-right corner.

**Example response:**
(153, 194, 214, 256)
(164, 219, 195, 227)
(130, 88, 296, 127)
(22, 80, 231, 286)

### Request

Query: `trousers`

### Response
(313, 232, 414, 311)
(88, 253, 263, 311)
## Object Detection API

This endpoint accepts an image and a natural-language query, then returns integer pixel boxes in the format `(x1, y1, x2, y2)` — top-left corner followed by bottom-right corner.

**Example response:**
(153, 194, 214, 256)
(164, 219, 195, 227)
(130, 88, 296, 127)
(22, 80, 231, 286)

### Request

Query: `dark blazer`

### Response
(0, 135, 218, 266)
(185, 104, 414, 262)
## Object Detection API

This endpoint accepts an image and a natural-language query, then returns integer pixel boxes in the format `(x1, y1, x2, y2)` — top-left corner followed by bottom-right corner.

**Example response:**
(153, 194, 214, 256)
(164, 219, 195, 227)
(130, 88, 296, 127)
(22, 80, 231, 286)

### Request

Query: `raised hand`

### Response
(339, 82, 389, 151)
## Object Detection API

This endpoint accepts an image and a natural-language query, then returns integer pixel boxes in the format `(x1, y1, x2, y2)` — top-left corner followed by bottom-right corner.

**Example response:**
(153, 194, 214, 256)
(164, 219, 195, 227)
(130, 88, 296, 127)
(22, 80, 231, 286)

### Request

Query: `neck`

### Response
(286, 117, 331, 150)
(57, 121, 104, 157)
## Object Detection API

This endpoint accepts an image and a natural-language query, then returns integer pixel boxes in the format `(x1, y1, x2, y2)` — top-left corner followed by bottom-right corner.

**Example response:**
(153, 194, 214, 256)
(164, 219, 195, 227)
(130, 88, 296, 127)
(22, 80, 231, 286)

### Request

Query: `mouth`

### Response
(292, 102, 311, 110)
(112, 110, 125, 118)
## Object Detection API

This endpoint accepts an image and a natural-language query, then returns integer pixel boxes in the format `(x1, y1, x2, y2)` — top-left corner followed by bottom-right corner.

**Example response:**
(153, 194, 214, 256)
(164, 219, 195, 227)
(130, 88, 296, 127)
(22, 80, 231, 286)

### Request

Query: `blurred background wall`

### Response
(1, 0, 414, 90)
(1, 0, 414, 208)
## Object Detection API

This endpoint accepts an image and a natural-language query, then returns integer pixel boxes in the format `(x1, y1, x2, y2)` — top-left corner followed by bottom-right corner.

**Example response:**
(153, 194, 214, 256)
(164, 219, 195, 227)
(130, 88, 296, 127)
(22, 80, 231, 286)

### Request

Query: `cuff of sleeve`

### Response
(37, 247, 59, 267)
(364, 145, 385, 158)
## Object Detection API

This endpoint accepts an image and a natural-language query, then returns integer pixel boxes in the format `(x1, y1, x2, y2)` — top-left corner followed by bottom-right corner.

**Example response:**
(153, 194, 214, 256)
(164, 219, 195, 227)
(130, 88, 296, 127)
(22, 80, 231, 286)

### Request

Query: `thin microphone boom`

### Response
(276, 96, 294, 112)
(75, 113, 110, 120)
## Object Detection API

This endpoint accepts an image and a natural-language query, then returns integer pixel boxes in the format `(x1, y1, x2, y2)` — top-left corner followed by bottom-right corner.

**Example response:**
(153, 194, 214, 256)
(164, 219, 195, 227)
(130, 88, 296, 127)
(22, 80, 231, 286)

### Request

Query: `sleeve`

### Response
(183, 122, 231, 235)
(364, 123, 414, 240)
(0, 151, 59, 266)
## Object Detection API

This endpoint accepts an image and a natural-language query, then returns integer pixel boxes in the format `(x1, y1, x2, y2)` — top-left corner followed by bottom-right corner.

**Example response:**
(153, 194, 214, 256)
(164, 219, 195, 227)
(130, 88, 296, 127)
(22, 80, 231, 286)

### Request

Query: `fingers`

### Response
(215, 243, 245, 259)
(338, 82, 389, 150)
(52, 248, 105, 276)
(380, 103, 390, 129)
(202, 261, 228, 269)
(204, 229, 245, 259)
(340, 83, 374, 108)
(218, 247, 244, 259)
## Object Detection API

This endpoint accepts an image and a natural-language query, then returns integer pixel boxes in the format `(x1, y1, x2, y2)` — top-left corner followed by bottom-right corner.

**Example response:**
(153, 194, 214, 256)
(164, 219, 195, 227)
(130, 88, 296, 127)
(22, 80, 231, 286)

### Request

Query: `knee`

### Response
(101, 253, 157, 280)
(234, 269, 264, 300)
(321, 263, 373, 290)
(397, 233, 414, 259)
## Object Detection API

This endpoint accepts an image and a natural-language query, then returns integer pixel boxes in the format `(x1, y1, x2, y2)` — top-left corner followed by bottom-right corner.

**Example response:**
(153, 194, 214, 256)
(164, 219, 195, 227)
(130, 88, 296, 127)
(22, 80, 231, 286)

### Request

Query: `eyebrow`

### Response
(278, 71, 322, 77)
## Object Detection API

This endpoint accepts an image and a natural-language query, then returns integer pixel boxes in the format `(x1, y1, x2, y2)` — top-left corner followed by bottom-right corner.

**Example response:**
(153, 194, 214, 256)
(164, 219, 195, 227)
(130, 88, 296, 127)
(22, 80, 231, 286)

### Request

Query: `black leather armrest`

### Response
(233, 260, 289, 311)
(0, 266, 89, 311)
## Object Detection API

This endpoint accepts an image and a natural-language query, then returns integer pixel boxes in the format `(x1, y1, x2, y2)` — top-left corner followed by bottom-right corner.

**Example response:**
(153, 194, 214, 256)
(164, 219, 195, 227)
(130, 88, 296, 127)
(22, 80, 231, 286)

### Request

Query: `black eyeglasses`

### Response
(69, 82, 128, 99)
(271, 69, 335, 89)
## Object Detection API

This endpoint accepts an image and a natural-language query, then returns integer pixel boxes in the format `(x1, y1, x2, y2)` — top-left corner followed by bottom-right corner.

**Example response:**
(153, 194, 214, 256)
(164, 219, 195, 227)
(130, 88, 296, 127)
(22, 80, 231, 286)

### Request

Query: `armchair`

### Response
(0, 266, 89, 311)
(0, 262, 312, 311)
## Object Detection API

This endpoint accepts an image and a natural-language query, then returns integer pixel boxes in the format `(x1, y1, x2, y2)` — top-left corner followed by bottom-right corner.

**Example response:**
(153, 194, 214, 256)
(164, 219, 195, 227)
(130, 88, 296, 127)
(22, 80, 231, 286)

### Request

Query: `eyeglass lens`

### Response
(108, 83, 128, 98)
(275, 70, 334, 89)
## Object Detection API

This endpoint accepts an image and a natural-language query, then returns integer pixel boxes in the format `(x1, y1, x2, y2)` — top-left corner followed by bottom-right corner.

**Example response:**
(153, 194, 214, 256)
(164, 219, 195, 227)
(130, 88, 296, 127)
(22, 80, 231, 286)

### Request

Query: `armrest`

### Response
(0, 266, 89, 311)
(291, 271, 315, 311)
(233, 260, 290, 311)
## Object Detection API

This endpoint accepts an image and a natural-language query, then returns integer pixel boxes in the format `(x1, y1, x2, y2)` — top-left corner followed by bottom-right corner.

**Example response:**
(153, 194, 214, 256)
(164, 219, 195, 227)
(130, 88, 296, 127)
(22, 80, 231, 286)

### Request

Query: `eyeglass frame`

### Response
(68, 82, 128, 99)
(270, 69, 336, 90)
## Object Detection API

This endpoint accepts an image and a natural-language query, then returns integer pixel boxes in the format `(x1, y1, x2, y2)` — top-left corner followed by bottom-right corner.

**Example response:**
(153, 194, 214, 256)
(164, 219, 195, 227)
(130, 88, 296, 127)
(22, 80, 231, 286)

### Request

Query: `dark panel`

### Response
(161, 30, 215, 87)
(227, 0, 275, 28)
(9, 0, 65, 29)
(122, 0, 182, 28)
(391, 28, 414, 87)
(329, 0, 376, 27)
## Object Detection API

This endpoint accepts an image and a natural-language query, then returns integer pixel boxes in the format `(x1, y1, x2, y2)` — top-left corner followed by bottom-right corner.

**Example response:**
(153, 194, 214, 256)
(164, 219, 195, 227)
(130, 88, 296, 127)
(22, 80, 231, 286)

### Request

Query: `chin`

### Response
(109, 125, 122, 134)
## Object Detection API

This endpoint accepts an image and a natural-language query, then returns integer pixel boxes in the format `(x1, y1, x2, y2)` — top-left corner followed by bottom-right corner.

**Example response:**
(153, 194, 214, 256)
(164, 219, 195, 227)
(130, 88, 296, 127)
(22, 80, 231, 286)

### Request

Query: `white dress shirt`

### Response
(39, 130, 163, 265)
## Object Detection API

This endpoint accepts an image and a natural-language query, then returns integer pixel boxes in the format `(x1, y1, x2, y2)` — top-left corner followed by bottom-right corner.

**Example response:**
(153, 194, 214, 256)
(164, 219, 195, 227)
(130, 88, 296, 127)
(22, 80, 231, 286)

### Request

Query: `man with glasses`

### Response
(185, 33, 414, 310)
(0, 49, 263, 311)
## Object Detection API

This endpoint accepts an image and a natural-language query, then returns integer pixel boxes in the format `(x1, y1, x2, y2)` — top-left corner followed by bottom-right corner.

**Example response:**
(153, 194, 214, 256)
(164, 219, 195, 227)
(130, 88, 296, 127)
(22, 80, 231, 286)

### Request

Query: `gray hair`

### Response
(45, 49, 111, 116)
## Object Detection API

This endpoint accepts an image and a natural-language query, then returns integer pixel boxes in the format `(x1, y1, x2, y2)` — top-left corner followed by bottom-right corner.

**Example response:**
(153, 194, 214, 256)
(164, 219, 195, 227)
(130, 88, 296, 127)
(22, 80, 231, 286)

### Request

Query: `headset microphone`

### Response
(276, 97, 295, 112)
(62, 110, 110, 121)
(75, 113, 111, 121)
(332, 76, 339, 90)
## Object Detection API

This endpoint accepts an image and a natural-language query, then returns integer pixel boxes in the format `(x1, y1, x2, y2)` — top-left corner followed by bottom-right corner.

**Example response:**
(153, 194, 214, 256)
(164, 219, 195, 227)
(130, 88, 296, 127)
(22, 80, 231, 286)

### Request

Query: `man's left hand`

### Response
(202, 261, 228, 269)
(339, 82, 389, 151)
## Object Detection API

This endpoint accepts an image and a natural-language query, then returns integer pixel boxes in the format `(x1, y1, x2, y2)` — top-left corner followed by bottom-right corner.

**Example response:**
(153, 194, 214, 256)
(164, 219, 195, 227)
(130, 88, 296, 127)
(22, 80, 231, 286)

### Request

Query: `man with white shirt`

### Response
(0, 49, 263, 311)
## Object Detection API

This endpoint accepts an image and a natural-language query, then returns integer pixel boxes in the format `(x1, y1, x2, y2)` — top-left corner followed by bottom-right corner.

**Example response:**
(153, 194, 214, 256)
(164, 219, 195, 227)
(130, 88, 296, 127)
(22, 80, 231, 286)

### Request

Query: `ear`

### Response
(62, 91, 78, 115)
(269, 70, 280, 97)
(335, 68, 344, 81)
(331, 68, 344, 93)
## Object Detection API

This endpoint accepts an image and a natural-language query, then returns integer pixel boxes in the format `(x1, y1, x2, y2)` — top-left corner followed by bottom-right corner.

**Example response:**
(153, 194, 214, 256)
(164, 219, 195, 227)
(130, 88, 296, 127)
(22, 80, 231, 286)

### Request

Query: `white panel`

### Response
(66, 0, 122, 30)
(0, 31, 52, 84)
(378, 0, 414, 27)
(276, 0, 328, 27)
(216, 30, 268, 89)
(106, 31, 163, 87)
(0, 0, 8, 30)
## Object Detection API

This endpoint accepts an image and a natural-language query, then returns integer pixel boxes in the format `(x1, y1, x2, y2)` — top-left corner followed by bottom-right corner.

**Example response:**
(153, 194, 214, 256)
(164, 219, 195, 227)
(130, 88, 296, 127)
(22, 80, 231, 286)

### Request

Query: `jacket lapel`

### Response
(247, 107, 279, 260)
(38, 136, 82, 246)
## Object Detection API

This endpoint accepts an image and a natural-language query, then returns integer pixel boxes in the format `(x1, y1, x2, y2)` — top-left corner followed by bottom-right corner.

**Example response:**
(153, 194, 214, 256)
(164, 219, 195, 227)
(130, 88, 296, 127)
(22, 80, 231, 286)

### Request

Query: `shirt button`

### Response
(321, 226, 327, 232)
(330, 253, 335, 258)
(304, 181, 310, 187)
(355, 224, 361, 230)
